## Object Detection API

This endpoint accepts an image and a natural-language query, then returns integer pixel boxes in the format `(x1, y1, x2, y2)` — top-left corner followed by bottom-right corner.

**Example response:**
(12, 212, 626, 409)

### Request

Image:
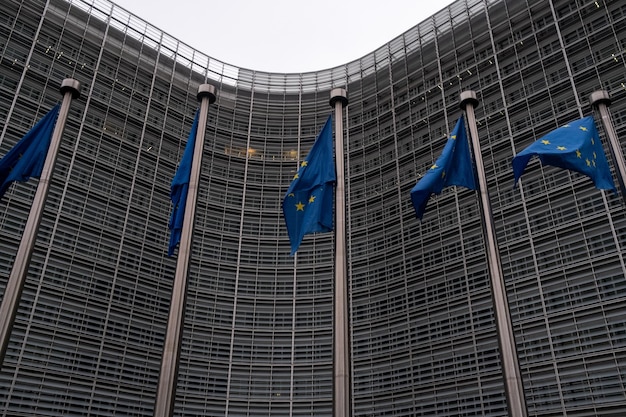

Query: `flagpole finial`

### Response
(197, 84, 217, 104)
(60, 78, 81, 100)
(589, 90, 611, 108)
(459, 90, 479, 110)
(329, 88, 348, 107)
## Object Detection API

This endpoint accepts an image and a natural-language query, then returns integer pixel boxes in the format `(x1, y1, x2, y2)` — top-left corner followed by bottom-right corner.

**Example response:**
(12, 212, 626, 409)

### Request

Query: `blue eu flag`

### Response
(282, 115, 335, 255)
(0, 104, 60, 199)
(168, 110, 199, 256)
(512, 116, 615, 192)
(411, 115, 476, 220)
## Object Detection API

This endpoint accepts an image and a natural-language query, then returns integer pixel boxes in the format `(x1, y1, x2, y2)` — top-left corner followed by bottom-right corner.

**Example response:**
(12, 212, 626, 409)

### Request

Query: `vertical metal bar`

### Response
(154, 84, 216, 417)
(0, 78, 81, 365)
(589, 90, 626, 202)
(330, 88, 349, 417)
(460, 91, 528, 417)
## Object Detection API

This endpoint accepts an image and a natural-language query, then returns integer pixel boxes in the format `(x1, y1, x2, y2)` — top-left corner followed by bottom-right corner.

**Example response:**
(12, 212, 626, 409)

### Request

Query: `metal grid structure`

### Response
(0, 0, 626, 416)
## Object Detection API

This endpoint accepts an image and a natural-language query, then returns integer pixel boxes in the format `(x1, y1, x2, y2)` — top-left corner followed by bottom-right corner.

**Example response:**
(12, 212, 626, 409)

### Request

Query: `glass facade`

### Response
(0, 0, 626, 416)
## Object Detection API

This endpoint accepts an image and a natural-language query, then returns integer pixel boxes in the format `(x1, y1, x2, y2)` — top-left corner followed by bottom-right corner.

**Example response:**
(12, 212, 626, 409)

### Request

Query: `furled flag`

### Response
(410, 115, 477, 220)
(0, 104, 60, 199)
(282, 115, 335, 255)
(512, 116, 616, 192)
(168, 110, 199, 256)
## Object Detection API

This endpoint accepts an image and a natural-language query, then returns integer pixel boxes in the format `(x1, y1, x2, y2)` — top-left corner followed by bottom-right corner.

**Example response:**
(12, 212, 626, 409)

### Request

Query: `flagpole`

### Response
(0, 78, 81, 366)
(459, 91, 528, 417)
(154, 84, 216, 417)
(329, 88, 350, 417)
(589, 90, 626, 202)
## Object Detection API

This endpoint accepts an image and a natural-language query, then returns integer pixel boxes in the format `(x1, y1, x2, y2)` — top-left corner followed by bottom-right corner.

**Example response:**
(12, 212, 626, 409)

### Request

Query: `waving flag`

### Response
(512, 116, 615, 192)
(282, 115, 335, 255)
(411, 115, 476, 220)
(0, 105, 60, 199)
(168, 111, 199, 256)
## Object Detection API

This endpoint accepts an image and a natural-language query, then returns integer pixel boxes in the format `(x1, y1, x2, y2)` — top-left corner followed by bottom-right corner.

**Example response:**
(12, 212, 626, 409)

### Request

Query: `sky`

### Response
(110, 0, 456, 73)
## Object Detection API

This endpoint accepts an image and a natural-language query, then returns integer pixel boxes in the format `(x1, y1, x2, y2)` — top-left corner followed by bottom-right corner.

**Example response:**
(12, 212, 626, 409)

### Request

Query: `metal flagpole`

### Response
(154, 84, 216, 417)
(329, 88, 350, 417)
(589, 90, 626, 203)
(459, 91, 528, 417)
(0, 78, 81, 365)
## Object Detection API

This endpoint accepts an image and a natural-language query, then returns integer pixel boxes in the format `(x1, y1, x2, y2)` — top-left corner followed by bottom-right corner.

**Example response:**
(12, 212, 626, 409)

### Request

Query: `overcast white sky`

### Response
(110, 0, 456, 73)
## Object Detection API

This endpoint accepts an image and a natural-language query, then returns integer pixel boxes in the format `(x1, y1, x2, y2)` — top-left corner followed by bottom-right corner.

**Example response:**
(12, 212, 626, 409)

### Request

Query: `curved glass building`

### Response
(1, 0, 626, 416)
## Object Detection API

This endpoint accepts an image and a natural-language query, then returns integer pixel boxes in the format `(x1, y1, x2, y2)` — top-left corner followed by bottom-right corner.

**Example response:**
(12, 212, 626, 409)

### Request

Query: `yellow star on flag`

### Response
(295, 201, 305, 211)
(557, 146, 566, 151)
(309, 195, 316, 203)
(542, 140, 550, 145)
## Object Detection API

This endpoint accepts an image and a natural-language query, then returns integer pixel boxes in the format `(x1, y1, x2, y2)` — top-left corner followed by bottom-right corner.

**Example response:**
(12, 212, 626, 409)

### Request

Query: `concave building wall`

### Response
(1, 0, 626, 416)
